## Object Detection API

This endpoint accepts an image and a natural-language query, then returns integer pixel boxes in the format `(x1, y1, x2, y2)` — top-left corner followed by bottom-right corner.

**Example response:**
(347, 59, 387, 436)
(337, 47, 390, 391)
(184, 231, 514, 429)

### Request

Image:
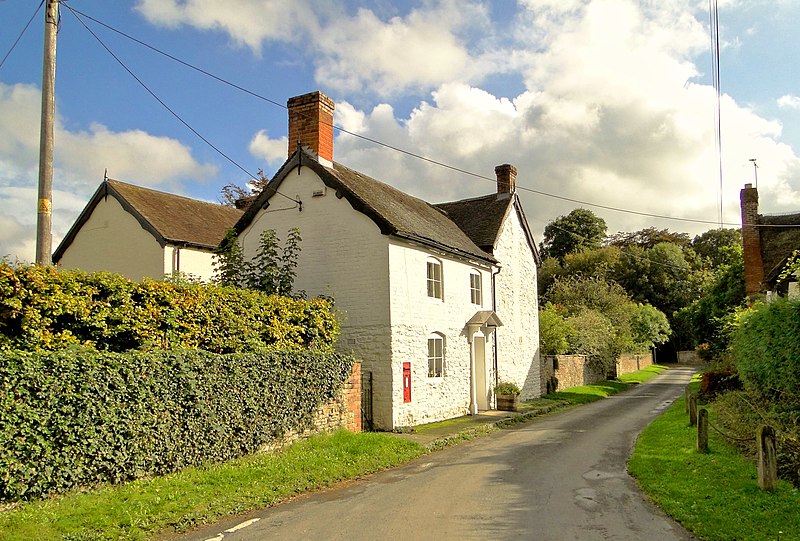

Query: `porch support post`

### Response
(468, 329, 478, 415)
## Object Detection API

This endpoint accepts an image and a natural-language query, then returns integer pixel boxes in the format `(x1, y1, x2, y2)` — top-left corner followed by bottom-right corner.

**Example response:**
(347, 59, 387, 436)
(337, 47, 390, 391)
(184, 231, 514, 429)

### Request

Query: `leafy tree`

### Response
(544, 276, 670, 371)
(219, 169, 270, 208)
(630, 303, 671, 350)
(565, 308, 619, 372)
(214, 228, 302, 296)
(537, 245, 622, 299)
(540, 208, 607, 261)
(607, 227, 691, 250)
(214, 228, 247, 288)
(538, 304, 574, 355)
(612, 242, 706, 318)
(691, 228, 742, 269)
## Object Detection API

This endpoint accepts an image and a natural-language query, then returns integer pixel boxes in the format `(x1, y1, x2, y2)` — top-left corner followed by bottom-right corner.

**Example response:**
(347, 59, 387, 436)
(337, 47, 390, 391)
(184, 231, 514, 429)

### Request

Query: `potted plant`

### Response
(495, 381, 521, 411)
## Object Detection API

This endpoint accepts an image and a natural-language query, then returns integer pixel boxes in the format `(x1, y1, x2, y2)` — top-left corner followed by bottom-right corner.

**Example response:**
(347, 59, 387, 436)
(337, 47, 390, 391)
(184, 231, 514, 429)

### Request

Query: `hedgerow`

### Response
(731, 298, 800, 403)
(0, 347, 355, 501)
(0, 263, 338, 352)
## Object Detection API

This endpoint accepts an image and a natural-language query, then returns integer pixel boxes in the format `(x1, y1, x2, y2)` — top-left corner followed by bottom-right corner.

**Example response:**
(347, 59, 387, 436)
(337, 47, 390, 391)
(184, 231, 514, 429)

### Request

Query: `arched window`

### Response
(427, 333, 445, 378)
(470, 269, 482, 305)
(427, 257, 443, 299)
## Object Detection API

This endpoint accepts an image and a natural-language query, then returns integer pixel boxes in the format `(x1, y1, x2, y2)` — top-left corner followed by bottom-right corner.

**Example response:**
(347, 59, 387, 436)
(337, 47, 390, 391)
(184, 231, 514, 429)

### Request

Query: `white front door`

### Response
(474, 335, 488, 410)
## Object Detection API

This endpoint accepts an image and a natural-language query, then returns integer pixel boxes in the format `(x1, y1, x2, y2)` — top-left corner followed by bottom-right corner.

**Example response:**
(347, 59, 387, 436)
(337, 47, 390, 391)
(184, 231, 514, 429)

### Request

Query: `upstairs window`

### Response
(470, 270, 482, 305)
(428, 334, 445, 378)
(427, 258, 443, 299)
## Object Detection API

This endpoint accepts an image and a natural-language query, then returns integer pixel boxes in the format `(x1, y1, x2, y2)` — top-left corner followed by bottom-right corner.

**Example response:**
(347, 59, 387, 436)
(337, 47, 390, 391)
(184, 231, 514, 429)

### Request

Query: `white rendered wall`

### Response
(237, 165, 394, 428)
(57, 195, 165, 281)
(388, 240, 494, 428)
(163, 246, 218, 283)
(493, 204, 541, 399)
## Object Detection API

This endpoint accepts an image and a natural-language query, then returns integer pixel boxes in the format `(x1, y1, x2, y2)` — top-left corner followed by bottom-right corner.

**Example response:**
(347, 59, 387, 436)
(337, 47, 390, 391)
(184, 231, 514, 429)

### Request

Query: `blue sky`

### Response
(2, 0, 800, 262)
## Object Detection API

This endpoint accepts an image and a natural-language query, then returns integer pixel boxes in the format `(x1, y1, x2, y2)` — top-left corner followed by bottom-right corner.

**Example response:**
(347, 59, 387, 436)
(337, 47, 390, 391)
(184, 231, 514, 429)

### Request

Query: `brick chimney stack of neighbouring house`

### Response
(495, 164, 517, 195)
(740, 182, 765, 298)
(287, 91, 335, 166)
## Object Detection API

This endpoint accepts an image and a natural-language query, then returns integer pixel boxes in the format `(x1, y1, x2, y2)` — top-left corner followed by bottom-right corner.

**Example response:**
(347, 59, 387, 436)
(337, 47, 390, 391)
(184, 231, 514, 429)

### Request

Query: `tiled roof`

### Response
(53, 179, 242, 261)
(435, 194, 512, 252)
(236, 150, 498, 264)
(759, 212, 800, 283)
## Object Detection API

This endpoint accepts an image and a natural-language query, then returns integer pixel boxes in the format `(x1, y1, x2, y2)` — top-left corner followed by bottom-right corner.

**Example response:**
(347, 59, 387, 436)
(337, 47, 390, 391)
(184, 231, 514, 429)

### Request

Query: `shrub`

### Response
(538, 304, 574, 355)
(0, 347, 355, 501)
(731, 298, 800, 403)
(495, 381, 521, 397)
(0, 263, 338, 353)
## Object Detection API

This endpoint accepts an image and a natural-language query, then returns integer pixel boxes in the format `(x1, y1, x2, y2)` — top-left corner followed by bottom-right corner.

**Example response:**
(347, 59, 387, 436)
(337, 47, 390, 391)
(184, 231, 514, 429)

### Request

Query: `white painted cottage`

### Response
(234, 91, 541, 430)
(53, 179, 242, 282)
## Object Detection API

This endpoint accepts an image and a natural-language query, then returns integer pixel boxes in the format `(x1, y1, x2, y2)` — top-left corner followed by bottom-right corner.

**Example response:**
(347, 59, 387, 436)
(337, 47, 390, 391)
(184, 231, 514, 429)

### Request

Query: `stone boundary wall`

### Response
(540, 354, 605, 394)
(677, 350, 701, 364)
(265, 362, 361, 451)
(541, 352, 653, 393)
(616, 352, 653, 375)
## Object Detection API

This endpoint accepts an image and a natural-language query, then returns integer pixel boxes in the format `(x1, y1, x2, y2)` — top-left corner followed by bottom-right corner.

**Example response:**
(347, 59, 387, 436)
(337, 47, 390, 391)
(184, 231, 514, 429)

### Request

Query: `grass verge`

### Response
(628, 382, 800, 541)
(0, 431, 425, 541)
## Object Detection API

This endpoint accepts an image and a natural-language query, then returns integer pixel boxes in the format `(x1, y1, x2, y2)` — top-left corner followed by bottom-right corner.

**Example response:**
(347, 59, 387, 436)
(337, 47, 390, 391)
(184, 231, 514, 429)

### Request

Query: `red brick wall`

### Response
(287, 91, 335, 163)
(740, 184, 764, 298)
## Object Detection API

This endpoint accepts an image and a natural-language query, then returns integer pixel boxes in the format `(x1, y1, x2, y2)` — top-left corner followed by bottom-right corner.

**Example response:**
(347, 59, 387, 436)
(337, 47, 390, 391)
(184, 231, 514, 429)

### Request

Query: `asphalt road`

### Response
(174, 367, 697, 541)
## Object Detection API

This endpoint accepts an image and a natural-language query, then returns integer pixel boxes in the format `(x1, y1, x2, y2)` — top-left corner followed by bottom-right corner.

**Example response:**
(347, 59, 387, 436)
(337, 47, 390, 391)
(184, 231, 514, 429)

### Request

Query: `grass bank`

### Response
(0, 431, 425, 541)
(628, 382, 800, 540)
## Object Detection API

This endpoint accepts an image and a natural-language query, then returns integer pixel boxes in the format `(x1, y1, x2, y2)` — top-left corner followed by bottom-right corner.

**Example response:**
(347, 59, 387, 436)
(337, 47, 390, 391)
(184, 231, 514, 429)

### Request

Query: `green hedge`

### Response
(0, 263, 339, 352)
(0, 347, 355, 501)
(731, 298, 800, 402)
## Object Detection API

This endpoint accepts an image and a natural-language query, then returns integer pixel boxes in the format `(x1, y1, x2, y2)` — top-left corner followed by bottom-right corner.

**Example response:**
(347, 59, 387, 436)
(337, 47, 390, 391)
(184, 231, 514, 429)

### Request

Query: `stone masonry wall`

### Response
(265, 362, 361, 452)
(616, 352, 653, 375)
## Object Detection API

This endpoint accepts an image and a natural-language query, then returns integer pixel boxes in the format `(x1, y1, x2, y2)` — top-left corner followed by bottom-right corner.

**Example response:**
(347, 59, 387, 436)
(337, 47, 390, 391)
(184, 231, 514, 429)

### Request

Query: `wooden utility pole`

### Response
(35, 0, 59, 266)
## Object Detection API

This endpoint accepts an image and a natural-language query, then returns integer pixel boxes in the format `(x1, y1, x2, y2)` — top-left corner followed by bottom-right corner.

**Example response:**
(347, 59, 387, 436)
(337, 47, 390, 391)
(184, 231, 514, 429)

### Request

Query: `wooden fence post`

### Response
(685, 385, 691, 413)
(688, 393, 697, 427)
(757, 425, 778, 491)
(697, 408, 708, 452)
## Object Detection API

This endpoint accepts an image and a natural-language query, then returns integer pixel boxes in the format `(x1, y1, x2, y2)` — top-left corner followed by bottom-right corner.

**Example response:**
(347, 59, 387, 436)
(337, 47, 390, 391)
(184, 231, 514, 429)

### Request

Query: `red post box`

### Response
(403, 362, 411, 403)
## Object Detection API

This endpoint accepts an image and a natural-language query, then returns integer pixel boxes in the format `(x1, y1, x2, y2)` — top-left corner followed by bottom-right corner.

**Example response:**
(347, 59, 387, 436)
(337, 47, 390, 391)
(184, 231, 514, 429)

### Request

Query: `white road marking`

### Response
(225, 518, 261, 533)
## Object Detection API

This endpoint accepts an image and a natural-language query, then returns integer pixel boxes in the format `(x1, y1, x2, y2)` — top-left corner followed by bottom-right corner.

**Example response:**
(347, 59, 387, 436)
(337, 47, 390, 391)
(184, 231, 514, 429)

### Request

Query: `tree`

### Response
(691, 228, 742, 269)
(538, 304, 575, 355)
(213, 227, 302, 296)
(219, 169, 270, 208)
(540, 209, 607, 261)
(607, 227, 691, 250)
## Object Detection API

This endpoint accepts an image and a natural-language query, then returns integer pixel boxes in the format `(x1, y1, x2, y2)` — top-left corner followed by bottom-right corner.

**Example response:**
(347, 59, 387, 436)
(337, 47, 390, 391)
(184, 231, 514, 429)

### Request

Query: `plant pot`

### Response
(496, 394, 519, 412)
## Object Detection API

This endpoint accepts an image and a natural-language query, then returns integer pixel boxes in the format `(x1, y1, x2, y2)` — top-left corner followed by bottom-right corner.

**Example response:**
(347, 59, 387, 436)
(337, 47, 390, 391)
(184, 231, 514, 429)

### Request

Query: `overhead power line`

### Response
(0, 0, 45, 71)
(62, 4, 791, 231)
(63, 3, 300, 206)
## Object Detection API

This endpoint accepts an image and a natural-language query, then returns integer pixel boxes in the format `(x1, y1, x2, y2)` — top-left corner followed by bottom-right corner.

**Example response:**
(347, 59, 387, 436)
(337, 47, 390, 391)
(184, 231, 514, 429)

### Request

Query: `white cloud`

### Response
(0, 83, 218, 263)
(135, 0, 494, 96)
(777, 94, 800, 110)
(135, 0, 321, 51)
(331, 0, 800, 238)
(248, 130, 288, 166)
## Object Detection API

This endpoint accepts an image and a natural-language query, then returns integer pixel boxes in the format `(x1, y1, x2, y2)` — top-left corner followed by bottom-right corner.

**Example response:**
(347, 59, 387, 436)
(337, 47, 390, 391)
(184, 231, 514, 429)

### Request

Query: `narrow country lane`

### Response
(173, 367, 697, 541)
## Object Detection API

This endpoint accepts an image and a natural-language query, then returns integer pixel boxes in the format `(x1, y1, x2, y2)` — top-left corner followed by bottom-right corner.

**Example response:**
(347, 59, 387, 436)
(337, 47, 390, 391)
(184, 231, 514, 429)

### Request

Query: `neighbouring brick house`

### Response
(54, 179, 242, 282)
(233, 91, 542, 430)
(740, 183, 800, 299)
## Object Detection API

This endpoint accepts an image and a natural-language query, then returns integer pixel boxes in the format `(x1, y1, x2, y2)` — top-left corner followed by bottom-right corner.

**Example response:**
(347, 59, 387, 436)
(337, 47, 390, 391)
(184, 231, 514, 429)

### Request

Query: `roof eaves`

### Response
(52, 179, 167, 262)
(513, 194, 541, 265)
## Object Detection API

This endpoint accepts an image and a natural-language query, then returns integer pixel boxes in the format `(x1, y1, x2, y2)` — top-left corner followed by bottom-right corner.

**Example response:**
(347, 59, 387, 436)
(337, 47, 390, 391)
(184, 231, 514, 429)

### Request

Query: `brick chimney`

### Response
(495, 164, 517, 195)
(287, 91, 335, 167)
(740, 183, 764, 298)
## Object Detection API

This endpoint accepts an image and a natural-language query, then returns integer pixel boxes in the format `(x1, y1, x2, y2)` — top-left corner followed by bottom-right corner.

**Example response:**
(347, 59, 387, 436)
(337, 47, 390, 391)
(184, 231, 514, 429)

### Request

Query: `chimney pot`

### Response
(287, 91, 335, 166)
(495, 164, 517, 194)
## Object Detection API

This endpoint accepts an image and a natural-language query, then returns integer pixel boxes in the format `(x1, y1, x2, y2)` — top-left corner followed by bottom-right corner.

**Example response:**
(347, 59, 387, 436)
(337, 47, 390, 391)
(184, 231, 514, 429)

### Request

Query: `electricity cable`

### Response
(63, 4, 300, 206)
(62, 4, 795, 231)
(0, 0, 45, 71)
